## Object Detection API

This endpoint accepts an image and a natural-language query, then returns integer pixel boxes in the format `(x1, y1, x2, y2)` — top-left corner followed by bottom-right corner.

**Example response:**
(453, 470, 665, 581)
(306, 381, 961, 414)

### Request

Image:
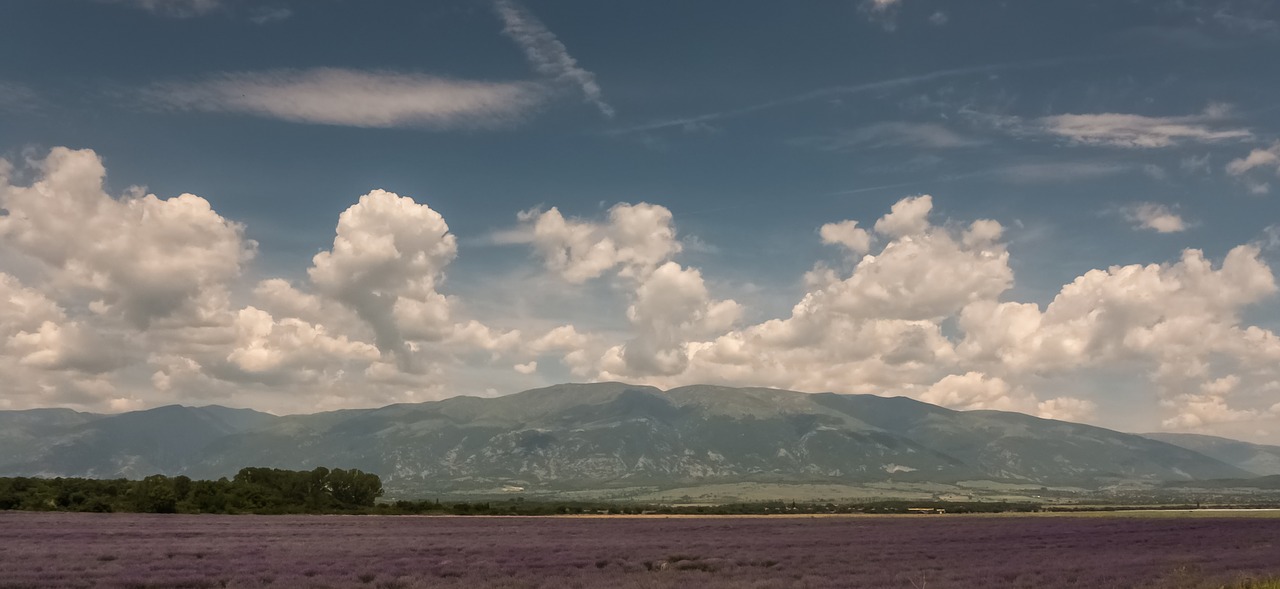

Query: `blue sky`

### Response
(2, 0, 1280, 440)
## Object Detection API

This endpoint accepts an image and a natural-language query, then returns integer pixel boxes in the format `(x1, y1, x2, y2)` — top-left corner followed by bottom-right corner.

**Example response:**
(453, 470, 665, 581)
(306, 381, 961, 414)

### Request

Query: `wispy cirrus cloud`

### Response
(793, 122, 983, 151)
(1176, 0, 1280, 38)
(102, 0, 294, 24)
(101, 0, 221, 18)
(1040, 110, 1252, 148)
(0, 82, 40, 113)
(969, 104, 1253, 149)
(994, 161, 1134, 184)
(860, 0, 903, 31)
(860, 1, 949, 31)
(1259, 225, 1280, 252)
(612, 57, 1083, 135)
(493, 0, 613, 118)
(248, 6, 292, 25)
(139, 68, 545, 129)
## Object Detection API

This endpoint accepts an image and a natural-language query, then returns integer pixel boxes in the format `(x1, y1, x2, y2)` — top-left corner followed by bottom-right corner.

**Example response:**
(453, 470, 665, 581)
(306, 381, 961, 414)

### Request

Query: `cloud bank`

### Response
(2, 147, 1279, 441)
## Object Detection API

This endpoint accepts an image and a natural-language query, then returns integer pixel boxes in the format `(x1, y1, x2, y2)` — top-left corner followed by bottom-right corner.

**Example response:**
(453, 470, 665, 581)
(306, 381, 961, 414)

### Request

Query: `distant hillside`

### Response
(1141, 432, 1280, 476)
(0, 383, 1252, 493)
(1, 405, 276, 479)
(1163, 474, 1280, 490)
(0, 408, 100, 471)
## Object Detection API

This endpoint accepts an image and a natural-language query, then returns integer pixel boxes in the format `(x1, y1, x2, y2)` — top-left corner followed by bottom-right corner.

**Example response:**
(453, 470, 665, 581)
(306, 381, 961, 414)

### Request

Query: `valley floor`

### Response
(1, 512, 1278, 588)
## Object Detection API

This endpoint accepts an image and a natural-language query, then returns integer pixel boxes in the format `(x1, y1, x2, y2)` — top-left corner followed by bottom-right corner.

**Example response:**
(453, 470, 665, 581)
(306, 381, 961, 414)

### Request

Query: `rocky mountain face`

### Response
(0, 383, 1253, 493)
(1142, 432, 1280, 476)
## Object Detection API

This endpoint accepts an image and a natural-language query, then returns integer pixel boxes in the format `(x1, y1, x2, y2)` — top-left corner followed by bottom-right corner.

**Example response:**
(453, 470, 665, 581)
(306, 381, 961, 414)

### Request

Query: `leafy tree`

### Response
(326, 468, 382, 507)
(131, 475, 178, 513)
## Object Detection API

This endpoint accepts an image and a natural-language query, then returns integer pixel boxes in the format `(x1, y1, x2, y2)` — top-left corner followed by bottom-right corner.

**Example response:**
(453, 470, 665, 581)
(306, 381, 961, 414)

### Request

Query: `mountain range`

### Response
(1, 383, 1272, 495)
(1141, 432, 1280, 477)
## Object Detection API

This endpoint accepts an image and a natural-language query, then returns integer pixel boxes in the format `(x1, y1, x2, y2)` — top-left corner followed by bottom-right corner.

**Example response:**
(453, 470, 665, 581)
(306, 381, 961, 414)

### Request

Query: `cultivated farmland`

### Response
(2, 512, 1279, 588)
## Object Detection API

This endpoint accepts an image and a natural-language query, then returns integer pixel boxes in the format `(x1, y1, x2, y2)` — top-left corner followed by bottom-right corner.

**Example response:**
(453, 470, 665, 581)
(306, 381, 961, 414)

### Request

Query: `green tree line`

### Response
(0, 467, 382, 514)
(3, 470, 1058, 516)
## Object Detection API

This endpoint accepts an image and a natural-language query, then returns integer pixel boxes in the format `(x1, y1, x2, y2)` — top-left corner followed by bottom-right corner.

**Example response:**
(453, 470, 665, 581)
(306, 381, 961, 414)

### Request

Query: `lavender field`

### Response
(2, 512, 1279, 589)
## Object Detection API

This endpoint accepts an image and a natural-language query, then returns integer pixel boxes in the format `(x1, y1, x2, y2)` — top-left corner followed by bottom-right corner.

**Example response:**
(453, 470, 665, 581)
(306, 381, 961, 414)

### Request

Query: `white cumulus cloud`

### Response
(6, 146, 1280, 436)
(519, 203, 682, 283)
(0, 148, 540, 413)
(1120, 202, 1189, 233)
(519, 203, 740, 377)
(226, 307, 379, 378)
(309, 189, 459, 371)
(1226, 142, 1280, 194)
(522, 195, 1280, 436)
(0, 147, 254, 327)
(1037, 397, 1098, 422)
(820, 220, 873, 255)
(921, 372, 1035, 412)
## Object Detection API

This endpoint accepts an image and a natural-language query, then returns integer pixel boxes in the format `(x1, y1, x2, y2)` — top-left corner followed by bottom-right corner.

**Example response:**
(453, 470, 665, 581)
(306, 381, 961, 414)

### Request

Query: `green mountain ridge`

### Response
(1141, 432, 1280, 476)
(0, 383, 1256, 494)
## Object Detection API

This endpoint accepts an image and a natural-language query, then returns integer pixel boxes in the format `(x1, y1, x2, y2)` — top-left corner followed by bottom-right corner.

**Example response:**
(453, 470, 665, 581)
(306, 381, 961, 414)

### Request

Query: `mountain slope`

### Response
(0, 405, 279, 478)
(1142, 432, 1280, 476)
(1164, 474, 1280, 490)
(0, 408, 101, 469)
(1, 384, 1252, 493)
(190, 383, 1248, 491)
